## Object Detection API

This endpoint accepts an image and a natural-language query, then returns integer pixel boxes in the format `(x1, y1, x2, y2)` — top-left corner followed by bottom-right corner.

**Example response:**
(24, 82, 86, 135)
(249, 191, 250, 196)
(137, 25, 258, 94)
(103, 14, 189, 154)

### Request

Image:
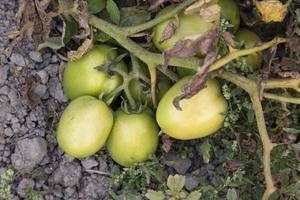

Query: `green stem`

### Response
(209, 38, 288, 71)
(121, 0, 198, 36)
(262, 79, 300, 93)
(263, 93, 300, 104)
(90, 15, 201, 69)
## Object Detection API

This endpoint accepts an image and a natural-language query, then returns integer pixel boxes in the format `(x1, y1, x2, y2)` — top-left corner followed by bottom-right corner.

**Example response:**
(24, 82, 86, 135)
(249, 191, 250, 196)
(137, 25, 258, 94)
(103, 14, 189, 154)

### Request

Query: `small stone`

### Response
(81, 157, 99, 170)
(10, 53, 26, 66)
(4, 127, 13, 137)
(17, 178, 35, 197)
(36, 70, 49, 84)
(0, 66, 8, 86)
(51, 161, 82, 187)
(79, 176, 109, 199)
(164, 152, 192, 174)
(50, 55, 59, 63)
(185, 174, 200, 191)
(33, 84, 47, 98)
(48, 78, 67, 102)
(29, 51, 43, 63)
(11, 137, 47, 172)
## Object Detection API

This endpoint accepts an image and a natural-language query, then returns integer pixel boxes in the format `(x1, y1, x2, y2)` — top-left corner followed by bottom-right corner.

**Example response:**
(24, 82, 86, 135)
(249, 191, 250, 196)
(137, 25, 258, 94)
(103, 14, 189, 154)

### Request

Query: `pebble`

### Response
(11, 137, 48, 172)
(10, 53, 26, 66)
(36, 70, 49, 84)
(51, 161, 82, 187)
(48, 77, 67, 102)
(81, 157, 99, 170)
(0, 66, 8, 86)
(164, 152, 192, 174)
(33, 84, 48, 98)
(29, 51, 43, 63)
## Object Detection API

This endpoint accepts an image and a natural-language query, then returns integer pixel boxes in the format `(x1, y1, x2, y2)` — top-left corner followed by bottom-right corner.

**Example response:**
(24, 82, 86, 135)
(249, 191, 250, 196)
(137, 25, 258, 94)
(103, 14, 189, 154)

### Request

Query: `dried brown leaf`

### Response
(225, 160, 245, 172)
(148, 0, 183, 10)
(184, 0, 220, 22)
(159, 21, 177, 44)
(173, 53, 218, 110)
(74, 0, 90, 38)
(3, 22, 34, 57)
(161, 134, 172, 153)
(163, 29, 217, 67)
(67, 38, 93, 61)
(21, 75, 41, 105)
(221, 31, 235, 47)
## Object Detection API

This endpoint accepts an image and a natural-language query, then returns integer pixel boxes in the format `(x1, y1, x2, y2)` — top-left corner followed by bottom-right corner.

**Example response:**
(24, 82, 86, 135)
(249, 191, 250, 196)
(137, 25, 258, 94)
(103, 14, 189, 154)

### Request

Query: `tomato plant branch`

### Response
(263, 93, 300, 104)
(148, 64, 158, 109)
(121, 0, 198, 36)
(219, 72, 277, 200)
(209, 38, 288, 71)
(262, 78, 300, 93)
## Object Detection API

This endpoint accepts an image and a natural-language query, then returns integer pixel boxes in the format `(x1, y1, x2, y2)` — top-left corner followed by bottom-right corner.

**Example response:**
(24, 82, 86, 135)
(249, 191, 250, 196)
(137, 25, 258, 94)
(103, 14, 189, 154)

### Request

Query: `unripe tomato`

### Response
(152, 0, 240, 52)
(106, 108, 159, 167)
(235, 29, 263, 70)
(156, 77, 228, 140)
(63, 45, 127, 100)
(56, 96, 113, 158)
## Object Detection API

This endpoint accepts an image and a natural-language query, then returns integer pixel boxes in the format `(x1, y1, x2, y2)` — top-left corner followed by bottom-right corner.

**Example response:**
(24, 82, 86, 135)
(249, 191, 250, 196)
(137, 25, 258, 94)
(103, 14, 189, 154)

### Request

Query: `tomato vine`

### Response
(89, 1, 300, 199)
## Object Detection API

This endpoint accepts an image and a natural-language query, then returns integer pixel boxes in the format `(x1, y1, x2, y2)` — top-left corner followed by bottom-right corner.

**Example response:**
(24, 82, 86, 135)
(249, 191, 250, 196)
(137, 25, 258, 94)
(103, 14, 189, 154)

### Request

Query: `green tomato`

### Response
(235, 29, 263, 70)
(106, 108, 159, 167)
(56, 96, 113, 158)
(156, 77, 227, 140)
(63, 45, 127, 100)
(152, 0, 240, 52)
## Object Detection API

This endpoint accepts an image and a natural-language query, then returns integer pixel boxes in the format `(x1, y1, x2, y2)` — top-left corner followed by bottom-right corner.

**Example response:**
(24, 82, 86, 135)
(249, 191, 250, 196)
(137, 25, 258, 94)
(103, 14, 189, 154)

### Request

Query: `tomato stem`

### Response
(121, 0, 198, 36)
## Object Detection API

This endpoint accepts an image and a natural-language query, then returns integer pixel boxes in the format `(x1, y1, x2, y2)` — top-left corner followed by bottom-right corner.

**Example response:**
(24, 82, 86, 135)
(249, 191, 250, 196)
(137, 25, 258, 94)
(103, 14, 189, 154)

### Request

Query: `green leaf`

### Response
(106, 0, 120, 24)
(38, 15, 78, 50)
(167, 175, 185, 192)
(145, 190, 165, 200)
(120, 7, 151, 26)
(186, 190, 202, 200)
(89, 0, 106, 14)
(200, 140, 211, 164)
(226, 189, 238, 200)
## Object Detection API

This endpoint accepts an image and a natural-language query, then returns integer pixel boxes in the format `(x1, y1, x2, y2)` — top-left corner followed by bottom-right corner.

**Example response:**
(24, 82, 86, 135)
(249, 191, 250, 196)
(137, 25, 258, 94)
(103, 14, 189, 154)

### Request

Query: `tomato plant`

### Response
(63, 45, 127, 100)
(106, 108, 159, 167)
(56, 96, 113, 158)
(156, 77, 228, 140)
(235, 29, 263, 70)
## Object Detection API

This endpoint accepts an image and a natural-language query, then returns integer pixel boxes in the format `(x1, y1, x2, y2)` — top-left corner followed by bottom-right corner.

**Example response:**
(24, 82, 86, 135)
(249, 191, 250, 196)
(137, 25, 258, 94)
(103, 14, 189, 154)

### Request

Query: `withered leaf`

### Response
(163, 29, 218, 67)
(161, 134, 172, 153)
(67, 38, 93, 61)
(221, 31, 235, 47)
(184, 0, 220, 22)
(173, 53, 218, 110)
(225, 160, 245, 172)
(74, 0, 90, 38)
(159, 21, 177, 44)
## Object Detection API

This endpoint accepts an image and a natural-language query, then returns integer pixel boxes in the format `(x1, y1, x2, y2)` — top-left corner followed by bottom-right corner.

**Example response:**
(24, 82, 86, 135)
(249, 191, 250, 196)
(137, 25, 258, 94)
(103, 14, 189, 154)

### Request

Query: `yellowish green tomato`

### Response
(152, 0, 240, 52)
(106, 108, 159, 167)
(156, 77, 228, 140)
(235, 29, 263, 70)
(56, 96, 113, 158)
(63, 45, 127, 100)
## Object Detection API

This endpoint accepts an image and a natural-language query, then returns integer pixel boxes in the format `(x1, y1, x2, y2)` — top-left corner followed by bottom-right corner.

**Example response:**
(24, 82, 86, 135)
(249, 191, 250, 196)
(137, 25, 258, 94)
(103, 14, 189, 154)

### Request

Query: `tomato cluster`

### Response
(56, 0, 264, 167)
